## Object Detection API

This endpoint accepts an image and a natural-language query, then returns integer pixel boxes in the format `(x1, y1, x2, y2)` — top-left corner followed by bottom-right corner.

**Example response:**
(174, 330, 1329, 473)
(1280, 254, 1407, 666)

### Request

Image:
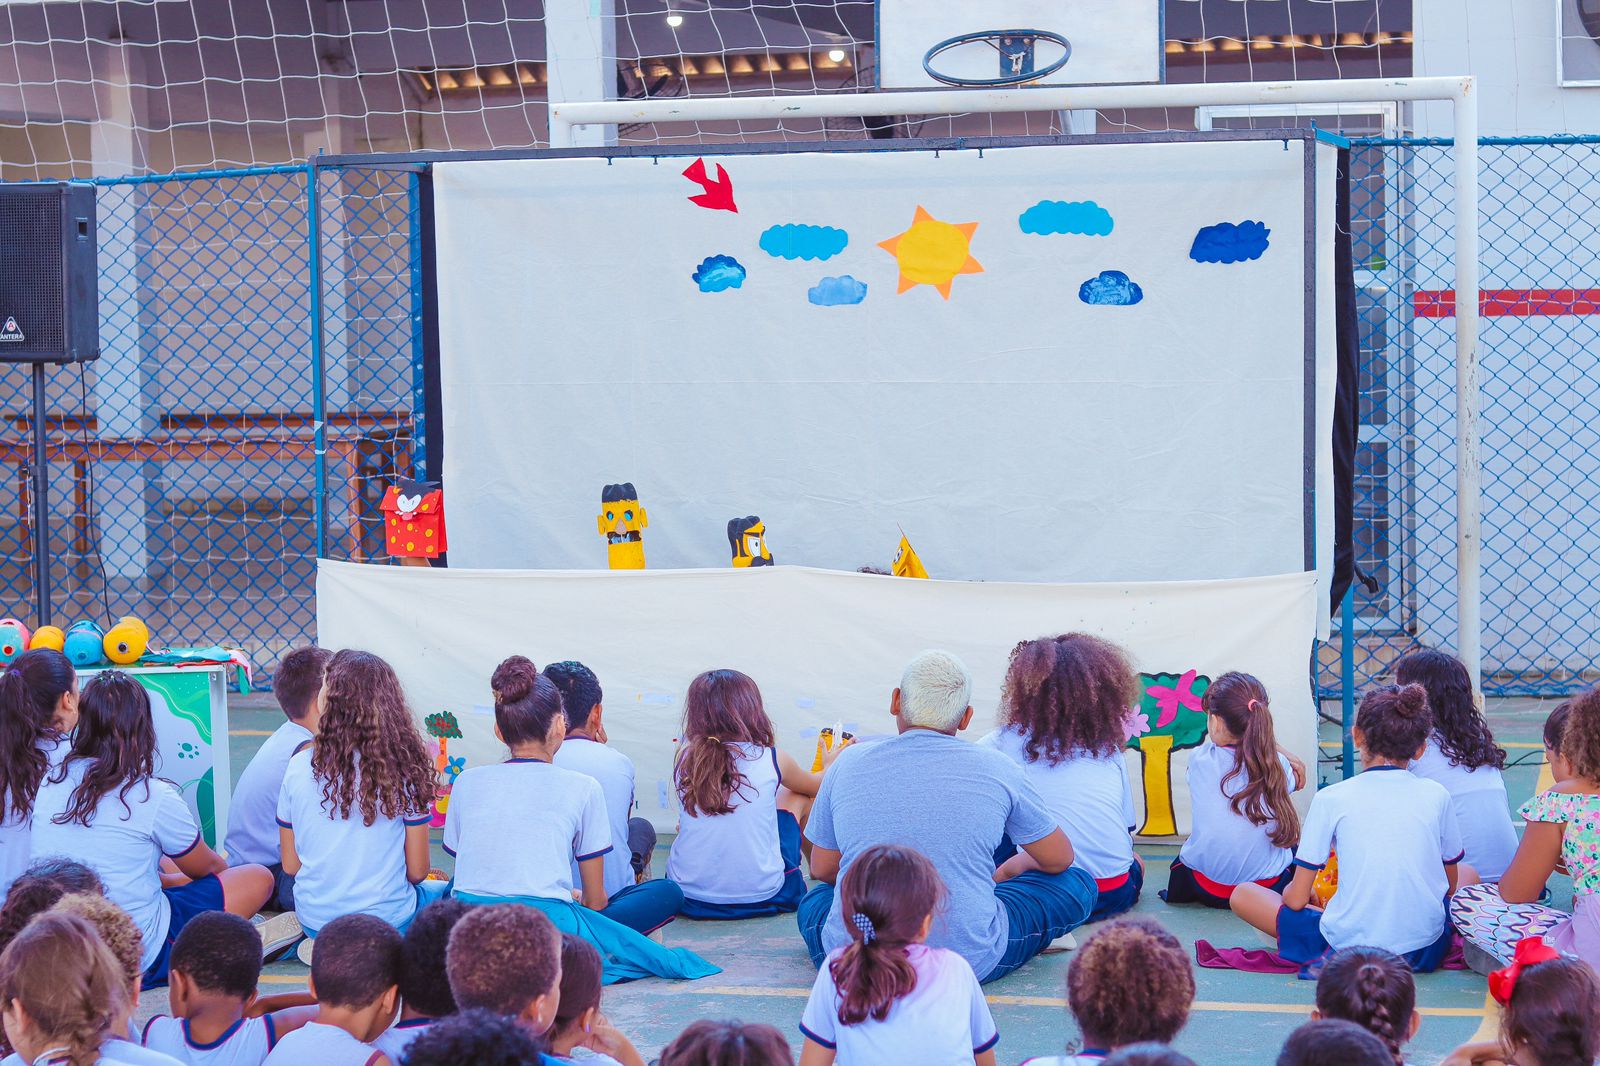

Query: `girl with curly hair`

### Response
(1313, 947, 1418, 1066)
(30, 671, 272, 985)
(978, 634, 1142, 921)
(1450, 685, 1600, 971)
(1233, 683, 1475, 973)
(0, 911, 128, 1066)
(666, 669, 824, 919)
(277, 649, 440, 948)
(797, 844, 997, 1066)
(1163, 672, 1303, 909)
(1395, 648, 1518, 882)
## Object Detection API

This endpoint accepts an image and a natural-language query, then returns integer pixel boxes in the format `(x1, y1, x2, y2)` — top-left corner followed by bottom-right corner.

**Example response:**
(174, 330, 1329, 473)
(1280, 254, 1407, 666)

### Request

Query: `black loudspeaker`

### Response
(0, 183, 99, 364)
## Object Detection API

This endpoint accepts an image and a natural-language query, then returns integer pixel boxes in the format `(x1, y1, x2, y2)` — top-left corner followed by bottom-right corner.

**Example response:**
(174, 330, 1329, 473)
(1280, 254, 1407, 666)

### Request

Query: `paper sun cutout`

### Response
(877, 206, 983, 299)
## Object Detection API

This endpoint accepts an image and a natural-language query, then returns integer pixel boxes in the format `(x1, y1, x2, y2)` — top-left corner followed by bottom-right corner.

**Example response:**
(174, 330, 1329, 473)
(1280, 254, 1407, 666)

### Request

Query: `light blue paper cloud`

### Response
(759, 224, 849, 261)
(1019, 199, 1114, 236)
(1079, 270, 1144, 306)
(692, 254, 747, 292)
(1190, 220, 1271, 264)
(807, 275, 867, 306)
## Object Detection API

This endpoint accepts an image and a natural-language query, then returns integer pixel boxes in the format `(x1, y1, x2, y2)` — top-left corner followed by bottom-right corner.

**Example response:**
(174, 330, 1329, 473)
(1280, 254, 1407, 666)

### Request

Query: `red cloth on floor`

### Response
(1194, 935, 1468, 974)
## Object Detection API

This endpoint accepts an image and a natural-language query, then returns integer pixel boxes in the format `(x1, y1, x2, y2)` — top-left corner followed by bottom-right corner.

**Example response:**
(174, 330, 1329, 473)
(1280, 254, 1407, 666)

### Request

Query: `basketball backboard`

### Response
(875, 1, 1163, 90)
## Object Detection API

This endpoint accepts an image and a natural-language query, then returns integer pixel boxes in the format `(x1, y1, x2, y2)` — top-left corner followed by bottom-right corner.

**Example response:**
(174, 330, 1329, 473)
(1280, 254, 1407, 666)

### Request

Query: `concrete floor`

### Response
(181, 694, 1568, 1065)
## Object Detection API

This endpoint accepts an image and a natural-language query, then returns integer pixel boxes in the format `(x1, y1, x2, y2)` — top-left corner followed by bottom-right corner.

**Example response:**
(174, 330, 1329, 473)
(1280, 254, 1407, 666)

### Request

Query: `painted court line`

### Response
(230, 729, 274, 736)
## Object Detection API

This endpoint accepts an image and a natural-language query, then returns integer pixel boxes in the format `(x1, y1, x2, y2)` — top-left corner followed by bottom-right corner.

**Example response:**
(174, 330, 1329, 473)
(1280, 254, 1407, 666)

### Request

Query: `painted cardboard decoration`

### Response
(728, 516, 773, 567)
(892, 534, 928, 579)
(1125, 668, 1211, 837)
(381, 478, 447, 559)
(425, 710, 464, 828)
(682, 158, 738, 213)
(103, 616, 150, 665)
(599, 483, 648, 570)
(878, 206, 983, 299)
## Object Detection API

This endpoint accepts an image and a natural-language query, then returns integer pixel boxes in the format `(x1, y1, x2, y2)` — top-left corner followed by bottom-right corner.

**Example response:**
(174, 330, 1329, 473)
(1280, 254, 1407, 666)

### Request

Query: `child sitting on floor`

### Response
(400, 1008, 553, 1066)
(1442, 937, 1600, 1066)
(659, 1021, 794, 1066)
(49, 891, 167, 1062)
(1277, 1020, 1393, 1066)
(547, 934, 645, 1066)
(1163, 673, 1302, 909)
(1312, 946, 1418, 1066)
(1396, 648, 1518, 883)
(1103, 1049, 1197, 1066)
(666, 670, 823, 919)
(371, 899, 468, 1063)
(797, 844, 997, 1066)
(1023, 917, 1195, 1064)
(0, 911, 136, 1066)
(0, 649, 79, 899)
(1231, 683, 1474, 972)
(444, 903, 562, 1034)
(261, 914, 403, 1065)
(142, 911, 318, 1065)
(276, 651, 441, 959)
(980, 634, 1142, 920)
(445, 657, 681, 934)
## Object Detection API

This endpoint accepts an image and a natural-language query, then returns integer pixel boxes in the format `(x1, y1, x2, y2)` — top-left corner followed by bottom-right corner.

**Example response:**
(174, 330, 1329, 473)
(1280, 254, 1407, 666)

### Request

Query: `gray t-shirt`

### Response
(805, 729, 1059, 980)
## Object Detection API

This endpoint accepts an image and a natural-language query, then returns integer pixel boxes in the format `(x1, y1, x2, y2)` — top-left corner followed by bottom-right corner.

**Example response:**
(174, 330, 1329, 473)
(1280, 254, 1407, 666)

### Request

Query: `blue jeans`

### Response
(798, 865, 1097, 983)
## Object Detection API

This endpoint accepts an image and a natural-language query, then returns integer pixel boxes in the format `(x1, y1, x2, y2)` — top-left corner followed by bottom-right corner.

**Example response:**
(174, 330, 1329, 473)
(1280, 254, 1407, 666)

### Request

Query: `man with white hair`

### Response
(797, 649, 1097, 982)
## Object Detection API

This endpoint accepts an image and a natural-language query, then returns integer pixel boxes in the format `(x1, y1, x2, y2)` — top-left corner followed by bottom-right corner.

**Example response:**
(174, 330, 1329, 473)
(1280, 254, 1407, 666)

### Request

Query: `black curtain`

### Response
(1329, 148, 1360, 613)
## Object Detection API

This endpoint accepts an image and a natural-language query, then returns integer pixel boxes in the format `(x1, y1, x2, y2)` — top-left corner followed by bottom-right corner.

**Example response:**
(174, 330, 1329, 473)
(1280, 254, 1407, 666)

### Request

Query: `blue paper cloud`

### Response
(807, 275, 867, 306)
(759, 224, 848, 261)
(1019, 200, 1114, 237)
(1079, 270, 1144, 306)
(692, 254, 747, 293)
(1190, 220, 1271, 264)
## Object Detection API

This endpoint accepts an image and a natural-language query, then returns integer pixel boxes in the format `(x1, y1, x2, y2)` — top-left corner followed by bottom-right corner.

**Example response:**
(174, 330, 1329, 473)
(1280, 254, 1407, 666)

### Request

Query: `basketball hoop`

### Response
(921, 29, 1072, 87)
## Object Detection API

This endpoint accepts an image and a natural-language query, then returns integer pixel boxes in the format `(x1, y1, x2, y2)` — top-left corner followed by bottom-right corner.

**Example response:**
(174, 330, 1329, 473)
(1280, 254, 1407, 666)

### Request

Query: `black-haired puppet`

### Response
(598, 483, 648, 569)
(728, 516, 773, 567)
(381, 477, 447, 566)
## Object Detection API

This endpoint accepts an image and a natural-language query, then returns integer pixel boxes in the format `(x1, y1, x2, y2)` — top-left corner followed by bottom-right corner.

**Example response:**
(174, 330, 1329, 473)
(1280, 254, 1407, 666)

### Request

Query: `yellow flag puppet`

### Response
(598, 483, 648, 569)
(892, 534, 928, 579)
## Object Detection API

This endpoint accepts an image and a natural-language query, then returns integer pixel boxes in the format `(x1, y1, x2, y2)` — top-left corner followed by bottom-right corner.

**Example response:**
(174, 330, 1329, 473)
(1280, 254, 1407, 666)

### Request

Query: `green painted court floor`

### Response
(189, 696, 1567, 1065)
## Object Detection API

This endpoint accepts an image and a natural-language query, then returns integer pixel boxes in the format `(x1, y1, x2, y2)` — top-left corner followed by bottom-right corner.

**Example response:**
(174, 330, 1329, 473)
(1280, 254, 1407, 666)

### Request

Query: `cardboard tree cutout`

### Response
(1125, 669, 1211, 836)
(728, 516, 773, 567)
(599, 483, 648, 569)
(424, 710, 463, 828)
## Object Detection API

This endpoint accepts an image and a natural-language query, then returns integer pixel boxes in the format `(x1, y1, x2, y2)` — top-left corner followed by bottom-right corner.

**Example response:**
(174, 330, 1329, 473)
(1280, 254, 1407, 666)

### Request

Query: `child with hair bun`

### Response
(1164, 672, 1303, 908)
(446, 656, 682, 934)
(1024, 916, 1195, 1064)
(797, 844, 997, 1066)
(1442, 937, 1600, 1066)
(1232, 683, 1474, 972)
(1313, 947, 1419, 1066)
(1451, 686, 1600, 971)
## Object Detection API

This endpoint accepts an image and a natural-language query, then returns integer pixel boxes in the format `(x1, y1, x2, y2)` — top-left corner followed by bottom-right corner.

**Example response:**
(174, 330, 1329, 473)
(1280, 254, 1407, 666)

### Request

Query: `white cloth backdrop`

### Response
(433, 138, 1336, 624)
(317, 561, 1320, 835)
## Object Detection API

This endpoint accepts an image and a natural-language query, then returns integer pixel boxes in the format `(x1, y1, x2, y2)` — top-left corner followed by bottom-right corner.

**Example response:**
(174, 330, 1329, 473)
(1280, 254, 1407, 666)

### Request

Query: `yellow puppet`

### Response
(598, 483, 647, 569)
(892, 534, 928, 579)
(728, 516, 773, 567)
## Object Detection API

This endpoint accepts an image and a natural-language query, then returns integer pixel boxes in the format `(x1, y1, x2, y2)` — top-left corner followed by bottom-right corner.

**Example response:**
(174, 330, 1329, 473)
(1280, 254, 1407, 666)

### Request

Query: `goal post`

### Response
(548, 75, 1485, 684)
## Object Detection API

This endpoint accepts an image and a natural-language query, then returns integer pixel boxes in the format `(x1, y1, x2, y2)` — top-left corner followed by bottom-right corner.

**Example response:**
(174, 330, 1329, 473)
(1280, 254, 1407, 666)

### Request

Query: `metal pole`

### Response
(30, 363, 51, 627)
(1452, 88, 1483, 691)
(306, 165, 329, 560)
(1341, 584, 1356, 778)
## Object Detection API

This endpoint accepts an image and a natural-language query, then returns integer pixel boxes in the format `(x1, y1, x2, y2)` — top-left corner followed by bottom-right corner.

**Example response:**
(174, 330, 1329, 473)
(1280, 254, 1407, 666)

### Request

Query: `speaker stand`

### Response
(30, 362, 51, 628)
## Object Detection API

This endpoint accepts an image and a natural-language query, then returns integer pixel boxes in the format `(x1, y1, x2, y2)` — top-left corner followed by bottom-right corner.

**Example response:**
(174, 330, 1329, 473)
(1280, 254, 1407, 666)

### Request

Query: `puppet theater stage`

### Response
(318, 129, 1342, 836)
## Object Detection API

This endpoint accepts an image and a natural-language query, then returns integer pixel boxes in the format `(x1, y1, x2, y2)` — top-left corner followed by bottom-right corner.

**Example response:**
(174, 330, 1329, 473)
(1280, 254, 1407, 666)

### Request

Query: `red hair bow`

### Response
(1488, 936, 1561, 1005)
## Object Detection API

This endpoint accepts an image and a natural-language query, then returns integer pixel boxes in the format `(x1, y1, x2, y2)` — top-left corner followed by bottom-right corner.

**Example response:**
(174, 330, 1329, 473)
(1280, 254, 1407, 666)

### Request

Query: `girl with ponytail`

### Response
(798, 844, 998, 1066)
(446, 655, 683, 935)
(0, 649, 77, 895)
(1163, 672, 1304, 909)
(666, 669, 824, 919)
(1314, 946, 1420, 1065)
(1232, 683, 1478, 973)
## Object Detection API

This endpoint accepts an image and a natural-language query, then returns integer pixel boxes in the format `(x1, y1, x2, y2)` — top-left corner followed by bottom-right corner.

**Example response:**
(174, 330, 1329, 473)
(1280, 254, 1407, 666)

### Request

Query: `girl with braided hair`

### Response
(1313, 947, 1419, 1065)
(798, 844, 997, 1066)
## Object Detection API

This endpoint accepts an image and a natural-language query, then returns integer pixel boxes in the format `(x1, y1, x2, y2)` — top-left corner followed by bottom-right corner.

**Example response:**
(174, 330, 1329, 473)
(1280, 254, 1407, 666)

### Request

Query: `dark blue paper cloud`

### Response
(692, 254, 747, 292)
(807, 275, 867, 306)
(1019, 200, 1114, 236)
(759, 224, 849, 261)
(1190, 220, 1271, 264)
(1078, 270, 1144, 306)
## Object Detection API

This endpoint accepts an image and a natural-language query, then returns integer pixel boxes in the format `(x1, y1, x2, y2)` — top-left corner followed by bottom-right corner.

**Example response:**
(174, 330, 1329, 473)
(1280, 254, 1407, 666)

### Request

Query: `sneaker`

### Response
(1043, 930, 1078, 953)
(253, 912, 303, 962)
(295, 936, 314, 966)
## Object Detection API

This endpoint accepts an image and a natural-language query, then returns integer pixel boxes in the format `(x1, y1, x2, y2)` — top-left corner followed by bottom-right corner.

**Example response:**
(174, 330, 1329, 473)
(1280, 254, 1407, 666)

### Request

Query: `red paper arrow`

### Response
(682, 158, 738, 213)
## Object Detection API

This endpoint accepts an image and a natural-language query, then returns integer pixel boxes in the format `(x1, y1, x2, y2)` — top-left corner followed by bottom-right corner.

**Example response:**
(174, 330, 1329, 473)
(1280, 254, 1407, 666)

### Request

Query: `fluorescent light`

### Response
(666, 13, 684, 27)
(828, 48, 846, 63)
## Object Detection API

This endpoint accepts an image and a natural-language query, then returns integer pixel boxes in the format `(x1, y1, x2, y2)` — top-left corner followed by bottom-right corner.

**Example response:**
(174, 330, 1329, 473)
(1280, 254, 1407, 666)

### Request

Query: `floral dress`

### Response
(1450, 790, 1600, 968)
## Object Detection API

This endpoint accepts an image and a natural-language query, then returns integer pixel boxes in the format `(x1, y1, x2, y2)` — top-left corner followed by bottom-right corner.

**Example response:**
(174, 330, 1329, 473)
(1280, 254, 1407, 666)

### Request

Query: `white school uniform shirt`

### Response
(29, 760, 202, 972)
(9, 1042, 184, 1066)
(371, 1018, 433, 1062)
(1179, 738, 1300, 886)
(799, 944, 999, 1066)
(1294, 765, 1464, 955)
(224, 719, 313, 866)
(1408, 735, 1518, 883)
(0, 736, 67, 899)
(444, 757, 611, 900)
(275, 749, 430, 934)
(552, 737, 639, 896)
(142, 1014, 278, 1065)
(667, 743, 784, 904)
(260, 1022, 383, 1066)
(977, 727, 1135, 881)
